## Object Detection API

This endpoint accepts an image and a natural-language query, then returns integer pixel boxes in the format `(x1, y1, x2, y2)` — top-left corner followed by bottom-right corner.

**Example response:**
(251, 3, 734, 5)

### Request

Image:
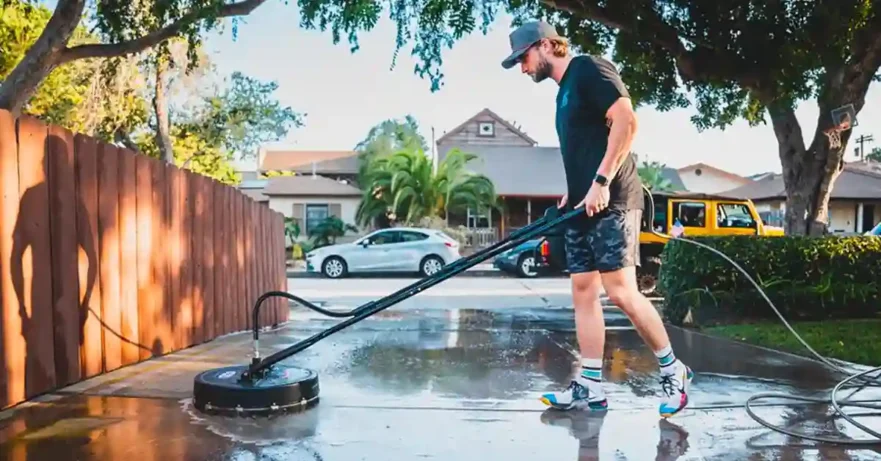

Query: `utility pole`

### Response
(854, 134, 874, 160)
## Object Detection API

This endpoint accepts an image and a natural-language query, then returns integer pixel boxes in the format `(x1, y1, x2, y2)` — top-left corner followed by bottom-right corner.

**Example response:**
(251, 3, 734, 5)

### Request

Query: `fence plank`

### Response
(135, 154, 156, 361)
(152, 159, 172, 355)
(118, 149, 140, 365)
(47, 124, 81, 387)
(204, 179, 216, 341)
(257, 205, 267, 330)
(167, 166, 182, 350)
(73, 135, 103, 379)
(270, 212, 278, 326)
(97, 142, 122, 372)
(17, 116, 58, 398)
(179, 170, 193, 348)
(276, 212, 285, 324)
(245, 199, 255, 333)
(213, 181, 225, 337)
(220, 184, 231, 334)
(235, 192, 246, 332)
(191, 174, 205, 345)
(0, 109, 25, 408)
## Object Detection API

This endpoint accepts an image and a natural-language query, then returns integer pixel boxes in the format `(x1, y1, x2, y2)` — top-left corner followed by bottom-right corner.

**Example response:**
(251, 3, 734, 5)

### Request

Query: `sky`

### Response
(197, 2, 879, 176)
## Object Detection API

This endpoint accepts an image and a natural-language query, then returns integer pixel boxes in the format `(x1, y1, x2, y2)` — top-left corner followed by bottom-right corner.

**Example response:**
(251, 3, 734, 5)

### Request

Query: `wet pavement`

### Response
(2, 298, 881, 460)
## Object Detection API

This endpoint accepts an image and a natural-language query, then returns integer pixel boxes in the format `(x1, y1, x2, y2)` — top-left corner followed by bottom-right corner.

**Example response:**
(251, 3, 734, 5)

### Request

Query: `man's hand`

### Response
(576, 182, 610, 217)
(558, 193, 568, 209)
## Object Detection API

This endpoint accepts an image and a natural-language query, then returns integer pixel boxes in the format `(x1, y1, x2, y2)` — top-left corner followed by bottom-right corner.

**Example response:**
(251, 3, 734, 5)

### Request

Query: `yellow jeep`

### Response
(637, 190, 784, 291)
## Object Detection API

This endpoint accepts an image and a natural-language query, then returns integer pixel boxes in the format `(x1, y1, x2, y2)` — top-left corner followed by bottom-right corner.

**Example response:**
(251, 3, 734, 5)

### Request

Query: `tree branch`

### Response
(541, 0, 763, 88)
(57, 0, 268, 65)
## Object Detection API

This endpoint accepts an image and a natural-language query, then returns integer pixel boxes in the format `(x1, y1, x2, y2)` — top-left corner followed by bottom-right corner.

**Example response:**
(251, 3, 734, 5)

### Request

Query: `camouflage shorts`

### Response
(565, 208, 642, 274)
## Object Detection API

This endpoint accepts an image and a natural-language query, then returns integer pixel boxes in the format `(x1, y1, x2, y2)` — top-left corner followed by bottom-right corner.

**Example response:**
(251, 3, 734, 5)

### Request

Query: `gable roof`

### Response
(260, 150, 357, 171)
(660, 167, 687, 191)
(289, 155, 359, 175)
(438, 144, 565, 196)
(720, 163, 881, 201)
(677, 162, 753, 185)
(436, 108, 538, 146)
(262, 175, 362, 197)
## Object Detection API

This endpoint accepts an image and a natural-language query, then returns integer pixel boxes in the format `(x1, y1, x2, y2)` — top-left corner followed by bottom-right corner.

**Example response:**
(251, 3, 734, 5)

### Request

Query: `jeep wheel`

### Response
(516, 254, 538, 278)
(637, 256, 661, 295)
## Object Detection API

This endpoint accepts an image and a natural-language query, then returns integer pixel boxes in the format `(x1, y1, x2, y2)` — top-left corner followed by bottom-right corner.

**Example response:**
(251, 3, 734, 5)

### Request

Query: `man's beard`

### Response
(531, 56, 552, 82)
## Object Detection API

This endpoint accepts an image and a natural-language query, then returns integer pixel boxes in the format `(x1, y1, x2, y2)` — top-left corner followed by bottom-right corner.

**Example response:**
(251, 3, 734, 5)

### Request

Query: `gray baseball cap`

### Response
(501, 21, 562, 69)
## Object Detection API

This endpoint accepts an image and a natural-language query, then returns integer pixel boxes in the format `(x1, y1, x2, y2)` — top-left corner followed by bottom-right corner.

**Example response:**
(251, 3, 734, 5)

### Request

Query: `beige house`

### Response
(721, 161, 881, 233)
(676, 162, 754, 194)
(262, 175, 363, 242)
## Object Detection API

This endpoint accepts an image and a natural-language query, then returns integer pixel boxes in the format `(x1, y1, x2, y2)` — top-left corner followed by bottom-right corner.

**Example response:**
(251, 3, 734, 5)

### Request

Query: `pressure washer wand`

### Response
(242, 205, 585, 379)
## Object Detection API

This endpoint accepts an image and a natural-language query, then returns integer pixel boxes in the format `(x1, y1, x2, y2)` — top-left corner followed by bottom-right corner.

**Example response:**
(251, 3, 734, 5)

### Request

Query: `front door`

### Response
(862, 204, 876, 233)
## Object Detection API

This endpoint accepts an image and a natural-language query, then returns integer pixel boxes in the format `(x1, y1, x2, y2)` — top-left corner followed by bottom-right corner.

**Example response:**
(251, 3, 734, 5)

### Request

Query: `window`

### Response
(305, 204, 329, 235)
(367, 230, 399, 245)
(672, 201, 706, 227)
(467, 206, 490, 228)
(717, 203, 756, 228)
(399, 231, 429, 242)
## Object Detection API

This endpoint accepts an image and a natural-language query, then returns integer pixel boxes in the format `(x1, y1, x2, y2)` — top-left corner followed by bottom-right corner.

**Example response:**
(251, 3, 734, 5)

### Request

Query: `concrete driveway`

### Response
(1, 278, 879, 460)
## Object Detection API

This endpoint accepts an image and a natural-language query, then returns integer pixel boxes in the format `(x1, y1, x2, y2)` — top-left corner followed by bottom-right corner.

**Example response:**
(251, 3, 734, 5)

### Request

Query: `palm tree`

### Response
(638, 159, 677, 191)
(356, 147, 498, 227)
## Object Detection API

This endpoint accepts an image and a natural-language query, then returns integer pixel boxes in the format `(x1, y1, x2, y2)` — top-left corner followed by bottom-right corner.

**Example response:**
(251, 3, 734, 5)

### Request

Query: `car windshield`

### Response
(870, 222, 881, 236)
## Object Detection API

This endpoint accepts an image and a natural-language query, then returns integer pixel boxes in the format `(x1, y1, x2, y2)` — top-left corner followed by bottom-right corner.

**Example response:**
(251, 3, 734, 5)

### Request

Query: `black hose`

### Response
(643, 185, 881, 445)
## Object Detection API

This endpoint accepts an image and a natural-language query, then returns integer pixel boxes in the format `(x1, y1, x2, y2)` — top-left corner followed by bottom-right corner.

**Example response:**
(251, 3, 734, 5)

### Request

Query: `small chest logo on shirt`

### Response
(558, 90, 569, 108)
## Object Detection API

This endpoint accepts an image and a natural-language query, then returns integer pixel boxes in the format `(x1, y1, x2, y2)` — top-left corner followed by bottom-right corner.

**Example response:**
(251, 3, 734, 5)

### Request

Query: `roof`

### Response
(438, 144, 565, 196)
(262, 175, 363, 197)
(259, 150, 357, 171)
(677, 162, 753, 185)
(660, 167, 687, 190)
(240, 189, 269, 202)
(720, 162, 881, 200)
(436, 108, 538, 146)
(289, 155, 359, 175)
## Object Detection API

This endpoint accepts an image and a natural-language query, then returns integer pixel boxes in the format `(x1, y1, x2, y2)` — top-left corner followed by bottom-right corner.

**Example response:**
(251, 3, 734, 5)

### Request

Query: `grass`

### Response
(705, 319, 881, 367)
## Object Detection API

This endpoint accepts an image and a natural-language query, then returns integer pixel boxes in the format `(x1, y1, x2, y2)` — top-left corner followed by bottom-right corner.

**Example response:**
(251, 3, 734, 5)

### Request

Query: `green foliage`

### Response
(0, 1, 148, 139)
(193, 71, 305, 159)
(355, 115, 428, 182)
(658, 236, 881, 326)
(707, 319, 881, 366)
(356, 147, 498, 227)
(309, 216, 358, 248)
(298, 0, 881, 129)
(637, 158, 678, 192)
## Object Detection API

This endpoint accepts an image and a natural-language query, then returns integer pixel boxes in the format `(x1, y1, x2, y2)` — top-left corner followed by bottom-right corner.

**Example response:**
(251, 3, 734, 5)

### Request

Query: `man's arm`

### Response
(596, 97, 638, 181)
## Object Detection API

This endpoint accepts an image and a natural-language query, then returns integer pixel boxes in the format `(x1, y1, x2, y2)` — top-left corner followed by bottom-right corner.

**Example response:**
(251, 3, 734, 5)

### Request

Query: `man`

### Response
(501, 21, 693, 418)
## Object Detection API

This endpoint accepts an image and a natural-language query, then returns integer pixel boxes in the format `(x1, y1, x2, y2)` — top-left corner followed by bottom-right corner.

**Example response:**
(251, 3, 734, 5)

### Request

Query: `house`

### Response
(262, 174, 363, 241)
(677, 162, 754, 194)
(720, 161, 881, 233)
(258, 148, 359, 184)
(434, 108, 566, 240)
(237, 170, 269, 203)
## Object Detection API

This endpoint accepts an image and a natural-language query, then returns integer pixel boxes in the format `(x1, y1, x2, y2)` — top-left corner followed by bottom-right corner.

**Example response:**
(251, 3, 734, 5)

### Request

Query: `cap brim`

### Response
(501, 48, 528, 69)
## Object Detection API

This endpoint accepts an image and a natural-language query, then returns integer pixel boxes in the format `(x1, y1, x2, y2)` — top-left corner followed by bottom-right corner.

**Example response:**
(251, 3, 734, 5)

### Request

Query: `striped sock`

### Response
(655, 345, 679, 373)
(579, 358, 603, 383)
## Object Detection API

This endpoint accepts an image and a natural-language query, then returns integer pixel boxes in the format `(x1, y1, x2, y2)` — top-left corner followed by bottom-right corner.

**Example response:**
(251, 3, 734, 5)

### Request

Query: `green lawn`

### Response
(705, 319, 881, 367)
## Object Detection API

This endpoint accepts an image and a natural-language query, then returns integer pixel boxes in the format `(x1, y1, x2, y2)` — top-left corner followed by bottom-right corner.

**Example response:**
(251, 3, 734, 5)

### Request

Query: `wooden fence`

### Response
(0, 110, 288, 410)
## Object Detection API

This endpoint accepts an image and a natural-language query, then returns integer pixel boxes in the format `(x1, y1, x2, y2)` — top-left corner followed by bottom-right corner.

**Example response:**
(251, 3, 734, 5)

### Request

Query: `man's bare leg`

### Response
(601, 265, 693, 418)
(539, 271, 609, 411)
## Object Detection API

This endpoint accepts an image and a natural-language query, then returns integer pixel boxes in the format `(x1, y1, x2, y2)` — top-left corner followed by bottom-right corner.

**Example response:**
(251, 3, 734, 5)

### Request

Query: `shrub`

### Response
(658, 236, 881, 326)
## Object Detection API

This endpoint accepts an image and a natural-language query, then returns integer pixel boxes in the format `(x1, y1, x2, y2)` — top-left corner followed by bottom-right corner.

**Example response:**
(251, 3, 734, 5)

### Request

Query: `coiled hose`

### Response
(642, 185, 881, 445)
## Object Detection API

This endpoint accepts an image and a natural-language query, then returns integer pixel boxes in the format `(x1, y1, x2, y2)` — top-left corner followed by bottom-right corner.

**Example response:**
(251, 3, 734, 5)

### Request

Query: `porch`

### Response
(451, 195, 562, 253)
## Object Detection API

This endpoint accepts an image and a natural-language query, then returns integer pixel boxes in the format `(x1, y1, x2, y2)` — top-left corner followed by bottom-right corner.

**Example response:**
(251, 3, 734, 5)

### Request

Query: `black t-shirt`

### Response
(555, 55, 643, 213)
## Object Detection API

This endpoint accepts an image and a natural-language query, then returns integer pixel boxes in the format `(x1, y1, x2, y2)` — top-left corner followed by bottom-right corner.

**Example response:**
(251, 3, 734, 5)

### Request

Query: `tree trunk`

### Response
(0, 0, 86, 115)
(153, 60, 175, 163)
(772, 104, 848, 236)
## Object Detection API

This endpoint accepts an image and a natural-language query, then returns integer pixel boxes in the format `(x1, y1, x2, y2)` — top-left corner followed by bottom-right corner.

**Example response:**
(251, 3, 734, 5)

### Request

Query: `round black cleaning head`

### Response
(192, 364, 319, 416)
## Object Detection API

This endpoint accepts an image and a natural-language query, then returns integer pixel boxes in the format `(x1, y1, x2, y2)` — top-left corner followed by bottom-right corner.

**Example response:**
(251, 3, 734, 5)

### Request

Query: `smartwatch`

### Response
(594, 174, 608, 186)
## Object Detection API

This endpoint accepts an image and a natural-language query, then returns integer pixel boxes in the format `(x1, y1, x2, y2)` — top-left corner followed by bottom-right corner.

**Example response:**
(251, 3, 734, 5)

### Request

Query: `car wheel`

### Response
(322, 256, 347, 279)
(420, 255, 444, 277)
(637, 256, 661, 295)
(517, 254, 538, 278)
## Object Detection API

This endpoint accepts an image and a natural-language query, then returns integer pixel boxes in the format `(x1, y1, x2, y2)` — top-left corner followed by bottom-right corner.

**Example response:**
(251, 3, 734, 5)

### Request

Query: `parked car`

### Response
(305, 227, 462, 278)
(865, 221, 881, 236)
(492, 238, 542, 278)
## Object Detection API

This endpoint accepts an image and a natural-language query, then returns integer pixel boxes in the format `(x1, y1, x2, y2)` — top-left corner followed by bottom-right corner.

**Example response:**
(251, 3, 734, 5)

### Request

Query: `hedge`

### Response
(657, 235, 881, 326)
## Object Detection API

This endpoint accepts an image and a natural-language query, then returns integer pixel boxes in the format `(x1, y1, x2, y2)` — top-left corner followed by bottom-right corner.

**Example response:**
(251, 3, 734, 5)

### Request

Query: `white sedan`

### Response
(305, 227, 462, 278)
